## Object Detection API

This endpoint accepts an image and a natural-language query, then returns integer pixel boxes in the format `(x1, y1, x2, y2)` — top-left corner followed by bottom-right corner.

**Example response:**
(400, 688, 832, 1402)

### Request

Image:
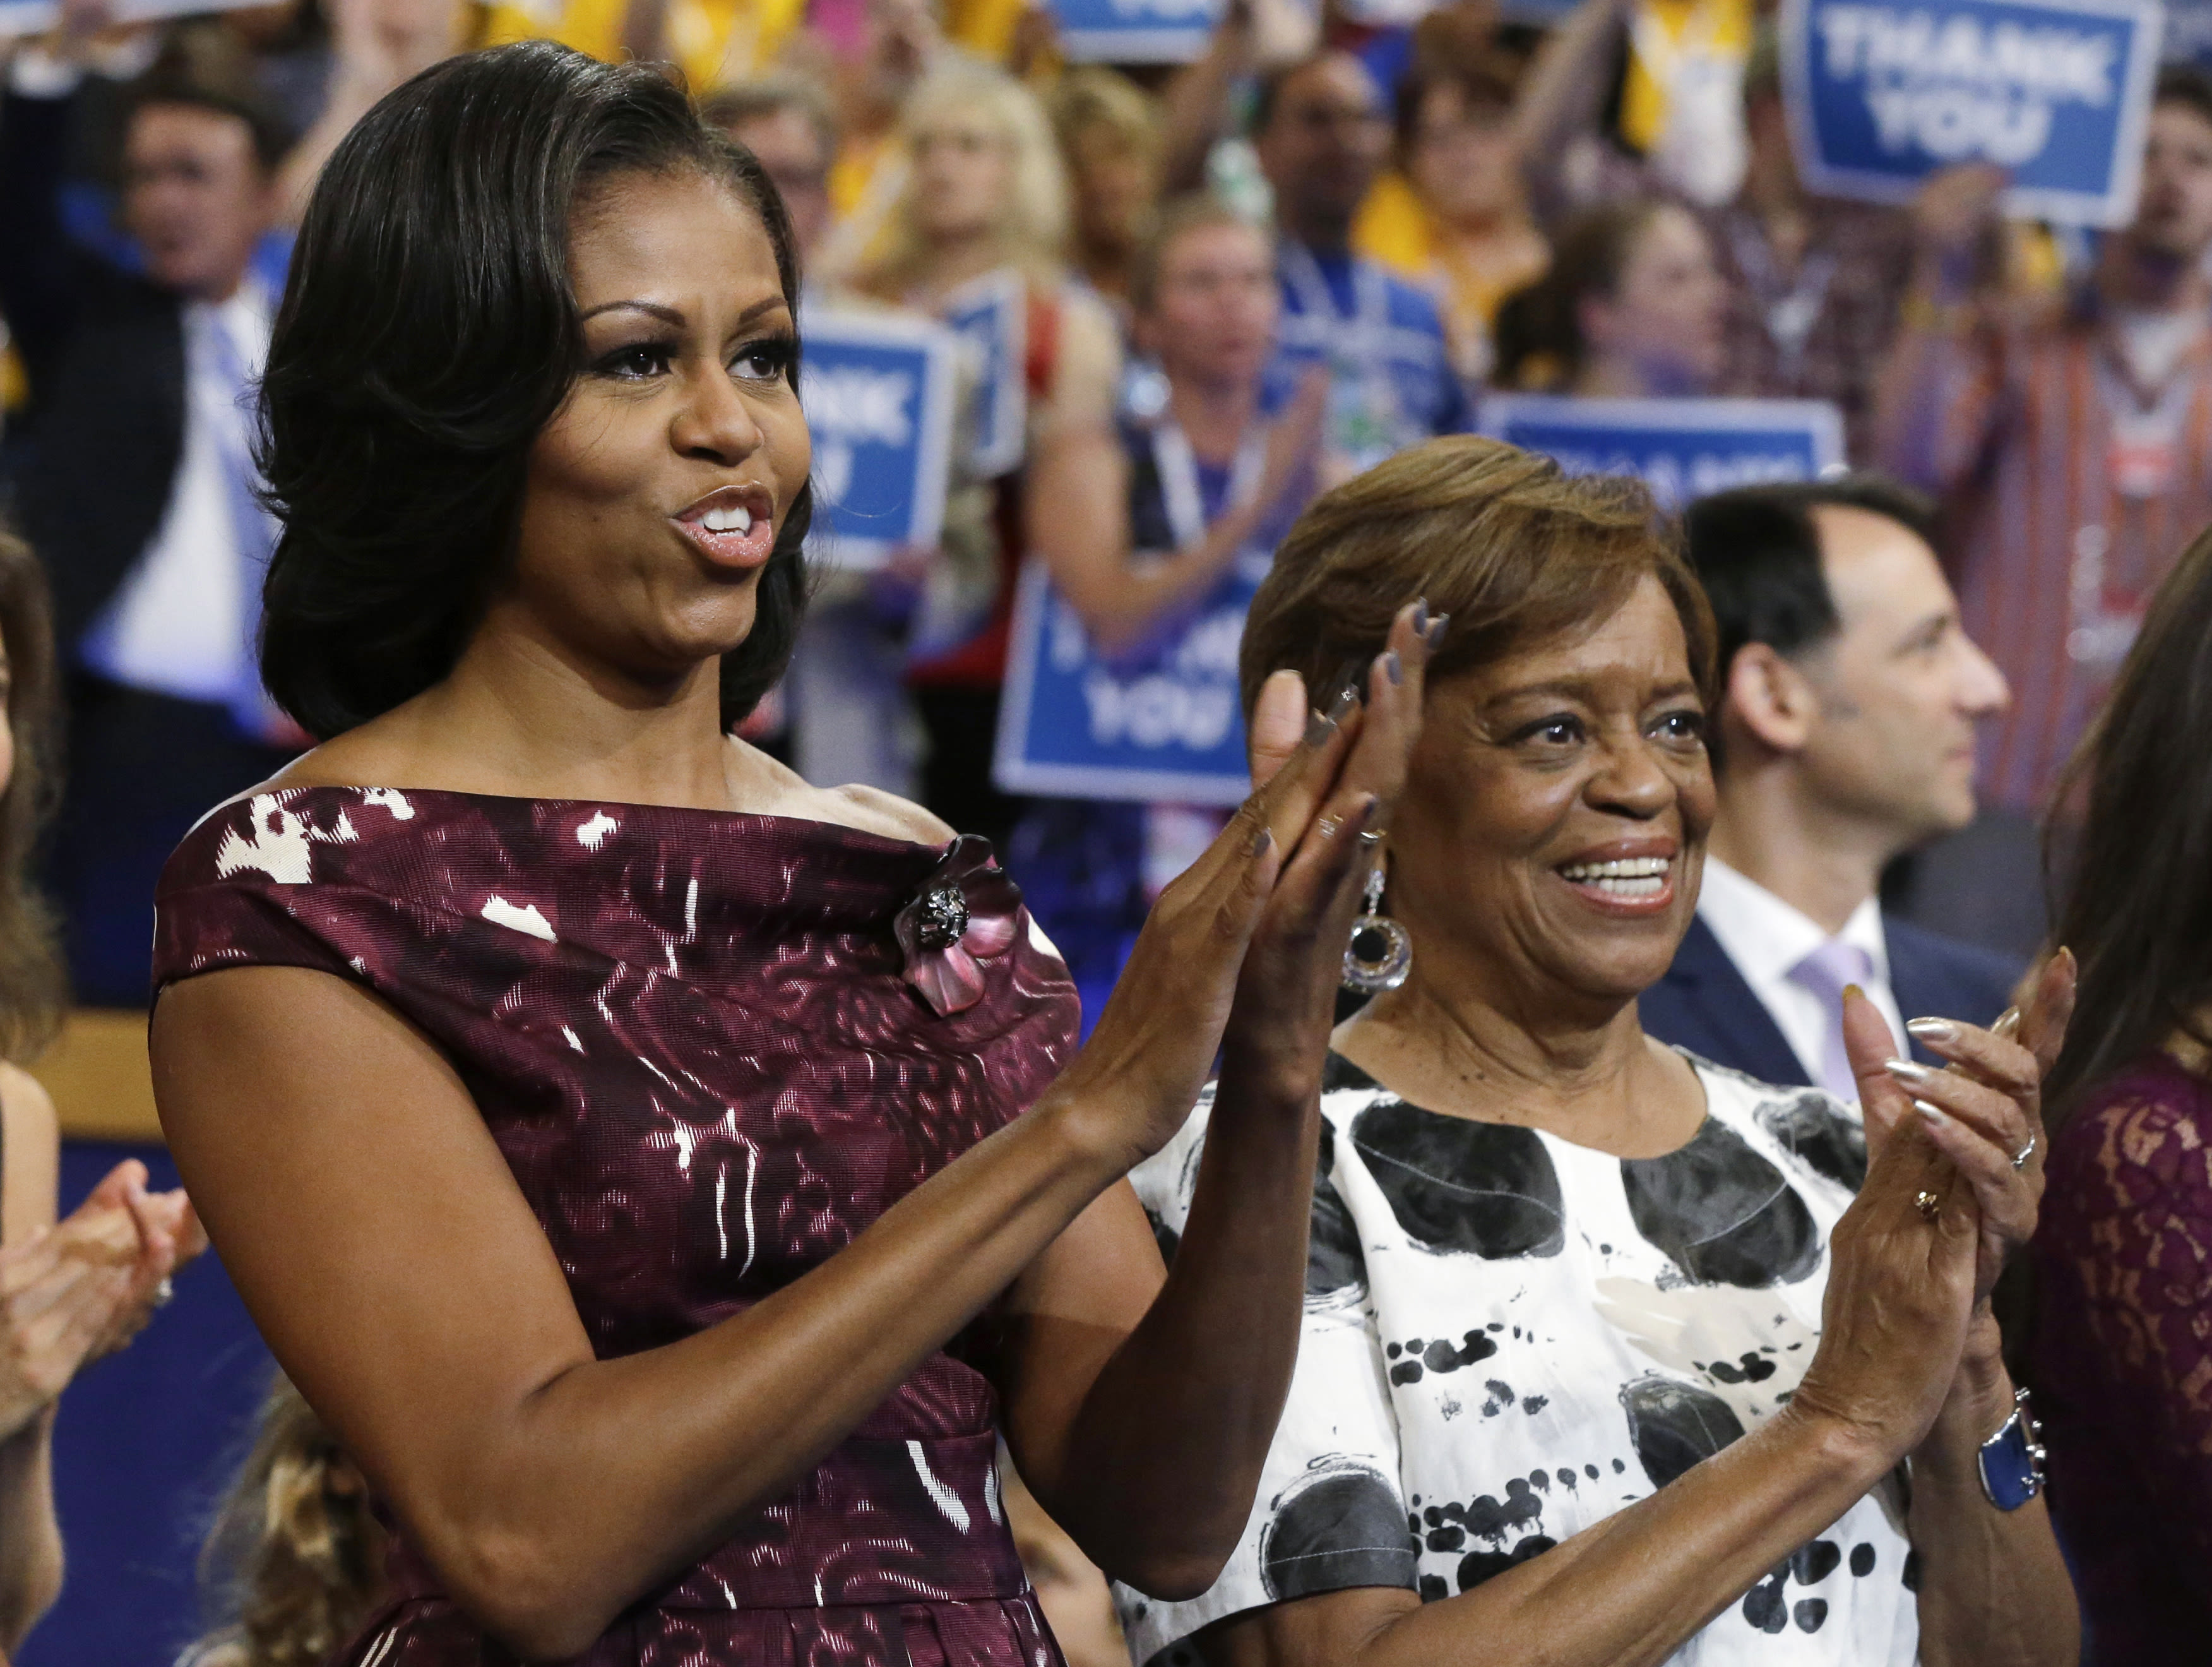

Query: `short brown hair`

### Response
(1129, 193, 1262, 314)
(1239, 436, 1716, 717)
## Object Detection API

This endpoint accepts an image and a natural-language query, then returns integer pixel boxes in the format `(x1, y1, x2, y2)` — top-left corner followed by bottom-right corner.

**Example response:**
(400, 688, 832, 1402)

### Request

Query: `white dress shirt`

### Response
(1695, 856, 1905, 1092)
(80, 283, 275, 704)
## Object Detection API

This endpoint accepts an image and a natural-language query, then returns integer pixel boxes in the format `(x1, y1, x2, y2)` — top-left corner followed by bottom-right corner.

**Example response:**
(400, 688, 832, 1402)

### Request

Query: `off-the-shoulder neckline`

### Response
(194, 780, 956, 858)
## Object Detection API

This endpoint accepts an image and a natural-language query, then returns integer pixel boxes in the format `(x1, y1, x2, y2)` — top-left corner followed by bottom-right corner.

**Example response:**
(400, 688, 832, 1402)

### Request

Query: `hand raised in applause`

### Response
(1052, 599, 1437, 1168)
(1785, 955, 2074, 1464)
(0, 1159, 206, 1442)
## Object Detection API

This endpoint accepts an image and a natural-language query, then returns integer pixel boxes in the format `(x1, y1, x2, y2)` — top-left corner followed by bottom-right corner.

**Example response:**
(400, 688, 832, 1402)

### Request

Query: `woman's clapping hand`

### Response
(0, 1159, 205, 1442)
(1788, 957, 2075, 1464)
(1055, 600, 1436, 1167)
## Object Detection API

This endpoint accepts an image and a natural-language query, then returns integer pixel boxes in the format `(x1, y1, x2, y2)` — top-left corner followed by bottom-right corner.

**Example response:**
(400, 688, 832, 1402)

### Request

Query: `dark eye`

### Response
(597, 343, 673, 381)
(1516, 714, 1585, 748)
(732, 336, 795, 384)
(1652, 708, 1705, 743)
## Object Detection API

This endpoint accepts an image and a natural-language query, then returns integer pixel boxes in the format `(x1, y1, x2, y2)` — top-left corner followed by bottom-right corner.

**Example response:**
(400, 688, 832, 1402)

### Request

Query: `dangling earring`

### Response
(1342, 859, 1412, 993)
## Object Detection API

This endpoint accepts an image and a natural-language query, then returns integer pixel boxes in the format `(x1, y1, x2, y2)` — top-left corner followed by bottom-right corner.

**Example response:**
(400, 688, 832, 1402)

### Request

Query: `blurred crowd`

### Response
(4, 0, 2212, 1661)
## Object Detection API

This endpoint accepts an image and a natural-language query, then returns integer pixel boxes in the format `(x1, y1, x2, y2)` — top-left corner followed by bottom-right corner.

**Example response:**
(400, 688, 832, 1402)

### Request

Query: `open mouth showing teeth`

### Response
(1556, 856, 1672, 899)
(701, 505, 752, 534)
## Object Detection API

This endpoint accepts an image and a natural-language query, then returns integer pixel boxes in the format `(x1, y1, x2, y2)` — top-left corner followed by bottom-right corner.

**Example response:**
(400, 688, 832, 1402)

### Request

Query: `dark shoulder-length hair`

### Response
(1239, 436, 1716, 718)
(257, 41, 811, 740)
(2042, 523, 2212, 1128)
(0, 523, 66, 1060)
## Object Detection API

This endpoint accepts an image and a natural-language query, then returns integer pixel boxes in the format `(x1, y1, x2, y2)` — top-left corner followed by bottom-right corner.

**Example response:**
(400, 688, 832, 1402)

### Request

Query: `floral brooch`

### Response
(893, 835, 1023, 1016)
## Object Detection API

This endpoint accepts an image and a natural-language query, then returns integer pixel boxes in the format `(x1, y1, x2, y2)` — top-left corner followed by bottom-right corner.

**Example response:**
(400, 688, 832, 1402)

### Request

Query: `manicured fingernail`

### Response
(1914, 1097, 1948, 1126)
(1328, 683, 1360, 721)
(1905, 1018, 1959, 1044)
(1842, 983, 1864, 1002)
(1382, 649, 1403, 686)
(1884, 1058, 1933, 1084)
(1304, 708, 1336, 747)
(1426, 611, 1449, 650)
(1412, 597, 1429, 636)
(1247, 824, 1273, 856)
(1357, 793, 1382, 829)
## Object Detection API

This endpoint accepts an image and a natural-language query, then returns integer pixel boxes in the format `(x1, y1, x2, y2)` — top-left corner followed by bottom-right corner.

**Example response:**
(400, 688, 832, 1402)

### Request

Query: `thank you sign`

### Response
(799, 304, 959, 568)
(994, 552, 1268, 805)
(1049, 0, 1220, 61)
(1780, 0, 2165, 226)
(1480, 396, 1845, 511)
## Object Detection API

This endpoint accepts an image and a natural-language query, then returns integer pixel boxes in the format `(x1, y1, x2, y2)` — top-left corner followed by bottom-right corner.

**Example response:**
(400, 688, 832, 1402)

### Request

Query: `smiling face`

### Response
(1391, 575, 1715, 1008)
(504, 168, 809, 702)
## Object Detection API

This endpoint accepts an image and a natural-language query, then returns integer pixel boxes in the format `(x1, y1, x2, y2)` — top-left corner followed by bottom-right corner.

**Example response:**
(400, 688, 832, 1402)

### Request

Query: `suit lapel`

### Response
(1665, 916, 1812, 1089)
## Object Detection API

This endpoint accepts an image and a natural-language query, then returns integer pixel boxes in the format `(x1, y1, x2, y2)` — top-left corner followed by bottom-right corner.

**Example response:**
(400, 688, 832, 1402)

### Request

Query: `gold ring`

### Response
(1913, 1189, 1942, 1223)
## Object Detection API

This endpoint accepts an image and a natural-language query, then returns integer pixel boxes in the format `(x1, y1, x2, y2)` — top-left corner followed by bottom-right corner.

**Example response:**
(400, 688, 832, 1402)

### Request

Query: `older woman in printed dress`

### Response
(146, 44, 1437, 1667)
(1121, 437, 2081, 1667)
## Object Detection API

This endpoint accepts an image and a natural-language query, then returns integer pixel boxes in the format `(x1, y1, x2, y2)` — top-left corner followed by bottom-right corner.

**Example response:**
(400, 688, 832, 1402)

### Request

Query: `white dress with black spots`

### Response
(1115, 1051, 1920, 1667)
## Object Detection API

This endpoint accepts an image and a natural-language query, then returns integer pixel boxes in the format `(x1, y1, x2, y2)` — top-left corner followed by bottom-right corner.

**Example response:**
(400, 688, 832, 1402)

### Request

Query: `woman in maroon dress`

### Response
(148, 42, 1439, 1667)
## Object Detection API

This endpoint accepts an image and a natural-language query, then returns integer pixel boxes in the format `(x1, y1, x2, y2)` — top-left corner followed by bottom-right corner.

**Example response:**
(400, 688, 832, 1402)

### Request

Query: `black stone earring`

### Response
(1342, 861, 1412, 993)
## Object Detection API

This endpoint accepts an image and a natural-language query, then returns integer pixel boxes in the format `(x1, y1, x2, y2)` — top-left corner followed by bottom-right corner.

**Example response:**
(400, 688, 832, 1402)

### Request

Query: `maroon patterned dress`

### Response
(152, 785, 1084, 1667)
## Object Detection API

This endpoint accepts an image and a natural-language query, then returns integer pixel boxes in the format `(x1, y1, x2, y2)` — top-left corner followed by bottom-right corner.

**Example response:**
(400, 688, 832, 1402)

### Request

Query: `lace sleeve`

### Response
(2043, 1081, 2212, 1565)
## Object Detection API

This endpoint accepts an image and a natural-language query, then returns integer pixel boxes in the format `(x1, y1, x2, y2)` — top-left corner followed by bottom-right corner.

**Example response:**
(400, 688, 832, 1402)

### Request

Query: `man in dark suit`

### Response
(1641, 477, 2023, 1095)
(1, 36, 293, 1004)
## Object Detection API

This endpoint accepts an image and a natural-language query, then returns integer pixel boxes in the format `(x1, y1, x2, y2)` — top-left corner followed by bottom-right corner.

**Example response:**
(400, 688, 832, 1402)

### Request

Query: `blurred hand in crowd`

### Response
(0, 1159, 206, 1443)
(1908, 162, 2007, 302)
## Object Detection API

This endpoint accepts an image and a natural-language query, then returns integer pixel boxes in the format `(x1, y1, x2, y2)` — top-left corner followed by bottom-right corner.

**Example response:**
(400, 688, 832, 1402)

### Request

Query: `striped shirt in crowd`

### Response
(1879, 302, 2212, 818)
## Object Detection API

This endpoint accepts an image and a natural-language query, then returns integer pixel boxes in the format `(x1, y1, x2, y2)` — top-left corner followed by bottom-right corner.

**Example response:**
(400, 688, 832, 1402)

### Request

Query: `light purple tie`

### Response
(1786, 938, 1874, 1101)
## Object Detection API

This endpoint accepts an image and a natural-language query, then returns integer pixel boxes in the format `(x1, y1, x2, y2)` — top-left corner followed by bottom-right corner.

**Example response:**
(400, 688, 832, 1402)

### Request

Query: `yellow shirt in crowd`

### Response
(479, 0, 808, 89)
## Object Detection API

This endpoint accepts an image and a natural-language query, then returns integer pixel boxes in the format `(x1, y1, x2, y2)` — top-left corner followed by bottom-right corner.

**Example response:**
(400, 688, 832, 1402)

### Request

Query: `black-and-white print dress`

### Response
(1116, 1051, 1919, 1667)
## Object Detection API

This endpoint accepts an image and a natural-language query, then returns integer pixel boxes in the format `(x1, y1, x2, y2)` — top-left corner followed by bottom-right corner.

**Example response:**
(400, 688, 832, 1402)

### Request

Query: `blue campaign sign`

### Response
(994, 551, 1268, 805)
(942, 268, 1028, 479)
(1049, 0, 1220, 61)
(1780, 0, 2165, 227)
(798, 304, 959, 570)
(1480, 395, 1845, 511)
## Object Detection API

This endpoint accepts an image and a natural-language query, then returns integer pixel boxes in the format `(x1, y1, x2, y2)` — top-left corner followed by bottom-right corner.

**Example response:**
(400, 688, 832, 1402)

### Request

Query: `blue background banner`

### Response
(994, 553, 1267, 805)
(1480, 395, 1846, 511)
(798, 305, 958, 569)
(1780, 0, 2165, 227)
(1048, 0, 1220, 62)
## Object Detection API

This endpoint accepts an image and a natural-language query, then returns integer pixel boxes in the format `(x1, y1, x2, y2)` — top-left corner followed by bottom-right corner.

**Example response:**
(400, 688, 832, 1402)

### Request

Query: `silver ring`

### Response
(2012, 1132, 2038, 1171)
(1356, 828, 1384, 847)
(1315, 815, 1341, 840)
(151, 1276, 175, 1308)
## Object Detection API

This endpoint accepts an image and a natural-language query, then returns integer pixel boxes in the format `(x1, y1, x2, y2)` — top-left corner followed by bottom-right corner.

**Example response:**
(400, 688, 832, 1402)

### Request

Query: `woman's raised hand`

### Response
(1787, 958, 2076, 1465)
(1058, 600, 1439, 1166)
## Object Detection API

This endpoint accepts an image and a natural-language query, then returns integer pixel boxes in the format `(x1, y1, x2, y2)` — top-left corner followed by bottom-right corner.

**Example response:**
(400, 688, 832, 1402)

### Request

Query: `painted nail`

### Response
(1304, 708, 1336, 748)
(1356, 793, 1382, 830)
(1842, 983, 1864, 1002)
(1884, 1058, 1934, 1084)
(1382, 649, 1403, 686)
(1426, 611, 1451, 651)
(1905, 1017, 1959, 1044)
(1328, 683, 1360, 722)
(1412, 597, 1430, 637)
(1247, 823, 1273, 856)
(1914, 1097, 1949, 1126)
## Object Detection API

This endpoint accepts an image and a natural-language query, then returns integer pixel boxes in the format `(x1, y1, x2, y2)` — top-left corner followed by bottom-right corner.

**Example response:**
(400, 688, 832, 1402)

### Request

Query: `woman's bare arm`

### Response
(993, 612, 1428, 1597)
(0, 1072, 62, 1655)
(151, 647, 1423, 1661)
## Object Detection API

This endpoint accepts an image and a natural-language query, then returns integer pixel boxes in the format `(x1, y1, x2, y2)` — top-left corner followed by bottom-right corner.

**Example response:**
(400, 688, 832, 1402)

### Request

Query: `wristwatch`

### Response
(1978, 1386, 2047, 1510)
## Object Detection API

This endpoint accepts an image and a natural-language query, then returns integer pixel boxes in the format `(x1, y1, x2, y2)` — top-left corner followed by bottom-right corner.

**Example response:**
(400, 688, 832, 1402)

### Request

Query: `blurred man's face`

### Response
(1139, 219, 1278, 389)
(123, 102, 273, 301)
(2130, 99, 2212, 263)
(1793, 506, 2010, 845)
(731, 107, 833, 263)
(1406, 81, 1519, 228)
(1255, 56, 1388, 236)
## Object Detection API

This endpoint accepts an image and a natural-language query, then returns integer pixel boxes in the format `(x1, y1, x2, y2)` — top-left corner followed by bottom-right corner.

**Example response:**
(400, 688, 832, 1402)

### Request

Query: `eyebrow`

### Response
(1487, 677, 1702, 706)
(577, 296, 788, 328)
